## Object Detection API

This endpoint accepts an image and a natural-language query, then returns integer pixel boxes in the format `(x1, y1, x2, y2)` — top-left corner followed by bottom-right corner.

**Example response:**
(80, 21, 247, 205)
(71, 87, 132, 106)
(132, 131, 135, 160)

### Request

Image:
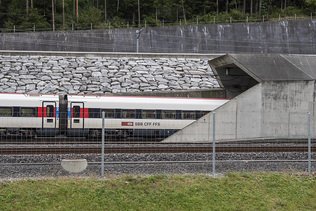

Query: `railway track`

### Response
(0, 136, 313, 145)
(0, 146, 315, 155)
(0, 138, 163, 144)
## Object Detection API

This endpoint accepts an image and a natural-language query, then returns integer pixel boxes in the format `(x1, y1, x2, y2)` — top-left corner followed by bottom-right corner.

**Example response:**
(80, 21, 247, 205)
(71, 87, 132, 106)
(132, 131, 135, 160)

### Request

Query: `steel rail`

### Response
(0, 146, 315, 155)
(1, 160, 316, 166)
(0, 137, 313, 145)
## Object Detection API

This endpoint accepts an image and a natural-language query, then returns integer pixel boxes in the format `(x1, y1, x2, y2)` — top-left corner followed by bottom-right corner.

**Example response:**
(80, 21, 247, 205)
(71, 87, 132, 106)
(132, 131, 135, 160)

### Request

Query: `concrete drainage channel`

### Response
(61, 159, 88, 173)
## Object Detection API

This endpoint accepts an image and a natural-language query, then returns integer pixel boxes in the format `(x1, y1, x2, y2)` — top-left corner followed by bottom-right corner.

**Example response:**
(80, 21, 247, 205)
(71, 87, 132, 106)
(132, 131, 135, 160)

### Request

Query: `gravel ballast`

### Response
(0, 152, 315, 179)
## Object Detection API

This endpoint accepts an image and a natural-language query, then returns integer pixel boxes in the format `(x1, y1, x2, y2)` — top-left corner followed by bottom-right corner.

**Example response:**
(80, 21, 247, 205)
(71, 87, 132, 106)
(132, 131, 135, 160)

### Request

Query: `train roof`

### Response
(68, 95, 228, 110)
(0, 93, 59, 101)
(0, 93, 59, 106)
(0, 93, 229, 110)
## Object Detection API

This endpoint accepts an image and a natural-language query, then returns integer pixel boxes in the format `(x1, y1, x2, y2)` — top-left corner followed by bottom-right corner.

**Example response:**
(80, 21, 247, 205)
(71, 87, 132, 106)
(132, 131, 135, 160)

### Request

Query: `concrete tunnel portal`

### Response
(163, 53, 316, 143)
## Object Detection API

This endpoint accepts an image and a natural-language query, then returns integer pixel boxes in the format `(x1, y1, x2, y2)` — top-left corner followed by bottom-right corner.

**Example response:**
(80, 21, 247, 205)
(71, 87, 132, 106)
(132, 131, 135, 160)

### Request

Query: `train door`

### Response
(70, 102, 84, 129)
(42, 101, 57, 129)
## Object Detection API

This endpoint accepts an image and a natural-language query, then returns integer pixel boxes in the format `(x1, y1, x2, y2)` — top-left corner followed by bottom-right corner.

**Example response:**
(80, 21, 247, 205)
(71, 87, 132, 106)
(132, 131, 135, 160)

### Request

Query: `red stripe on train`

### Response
(80, 108, 89, 118)
(70, 108, 89, 118)
(38, 107, 47, 117)
(121, 122, 134, 126)
(38, 107, 43, 117)
(39, 107, 89, 118)
(37, 107, 56, 117)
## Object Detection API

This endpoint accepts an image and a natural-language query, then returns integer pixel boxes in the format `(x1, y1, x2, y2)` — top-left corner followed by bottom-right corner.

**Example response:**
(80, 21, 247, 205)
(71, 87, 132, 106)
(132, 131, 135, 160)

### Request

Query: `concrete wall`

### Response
(262, 81, 314, 138)
(1, 20, 316, 54)
(164, 81, 314, 142)
(0, 52, 221, 95)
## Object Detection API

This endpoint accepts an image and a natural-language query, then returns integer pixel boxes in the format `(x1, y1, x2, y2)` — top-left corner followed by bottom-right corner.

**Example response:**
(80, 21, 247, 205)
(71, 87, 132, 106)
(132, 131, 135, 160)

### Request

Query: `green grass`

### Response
(0, 173, 315, 211)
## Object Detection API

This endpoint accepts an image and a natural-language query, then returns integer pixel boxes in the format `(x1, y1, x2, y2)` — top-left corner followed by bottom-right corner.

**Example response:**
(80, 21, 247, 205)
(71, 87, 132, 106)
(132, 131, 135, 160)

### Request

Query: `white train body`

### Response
(0, 94, 59, 130)
(0, 93, 228, 138)
(67, 95, 226, 130)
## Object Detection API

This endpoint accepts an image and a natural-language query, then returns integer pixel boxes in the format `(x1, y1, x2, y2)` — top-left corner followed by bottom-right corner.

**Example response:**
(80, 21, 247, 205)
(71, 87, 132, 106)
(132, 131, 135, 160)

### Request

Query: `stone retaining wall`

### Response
(0, 54, 219, 94)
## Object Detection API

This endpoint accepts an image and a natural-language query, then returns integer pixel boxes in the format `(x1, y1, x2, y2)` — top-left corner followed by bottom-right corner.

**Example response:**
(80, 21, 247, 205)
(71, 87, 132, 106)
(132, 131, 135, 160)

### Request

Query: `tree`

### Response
(306, 0, 316, 10)
(78, 7, 102, 26)
(0, 0, 313, 31)
(138, 0, 140, 27)
(181, 0, 186, 24)
(104, 0, 107, 21)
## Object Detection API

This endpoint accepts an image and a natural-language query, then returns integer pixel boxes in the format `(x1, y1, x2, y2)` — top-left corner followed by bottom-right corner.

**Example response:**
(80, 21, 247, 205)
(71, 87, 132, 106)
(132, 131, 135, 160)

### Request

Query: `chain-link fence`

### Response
(211, 111, 315, 176)
(1, 13, 316, 33)
(0, 108, 314, 179)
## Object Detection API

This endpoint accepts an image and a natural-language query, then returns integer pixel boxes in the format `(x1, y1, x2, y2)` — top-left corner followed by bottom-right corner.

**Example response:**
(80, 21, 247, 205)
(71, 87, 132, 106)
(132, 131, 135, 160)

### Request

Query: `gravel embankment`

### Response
(0, 152, 315, 179)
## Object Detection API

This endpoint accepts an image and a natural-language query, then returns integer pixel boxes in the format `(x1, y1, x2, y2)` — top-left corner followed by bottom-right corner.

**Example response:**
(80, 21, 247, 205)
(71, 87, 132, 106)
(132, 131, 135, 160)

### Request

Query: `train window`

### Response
(161, 110, 177, 119)
(89, 108, 101, 118)
(196, 111, 209, 119)
(182, 111, 196, 119)
(73, 106, 80, 118)
(156, 110, 162, 119)
(122, 109, 136, 119)
(21, 107, 36, 117)
(103, 109, 115, 118)
(13, 107, 20, 117)
(136, 110, 142, 119)
(0, 107, 12, 117)
(46, 105, 55, 117)
(142, 110, 156, 119)
(115, 109, 122, 118)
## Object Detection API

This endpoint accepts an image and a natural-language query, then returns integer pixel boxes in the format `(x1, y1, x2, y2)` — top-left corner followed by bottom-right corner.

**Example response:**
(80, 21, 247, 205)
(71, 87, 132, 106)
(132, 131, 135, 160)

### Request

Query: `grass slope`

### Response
(0, 173, 315, 211)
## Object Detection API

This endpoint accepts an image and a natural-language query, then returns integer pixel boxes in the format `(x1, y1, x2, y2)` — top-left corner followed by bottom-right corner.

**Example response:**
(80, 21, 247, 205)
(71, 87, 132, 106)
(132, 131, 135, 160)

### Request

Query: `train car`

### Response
(0, 93, 228, 139)
(0, 93, 60, 137)
(66, 95, 228, 138)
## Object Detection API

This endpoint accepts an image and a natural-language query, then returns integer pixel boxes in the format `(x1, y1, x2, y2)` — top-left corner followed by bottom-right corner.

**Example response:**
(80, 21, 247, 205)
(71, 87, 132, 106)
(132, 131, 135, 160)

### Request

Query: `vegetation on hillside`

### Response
(0, 173, 315, 210)
(1, 0, 316, 31)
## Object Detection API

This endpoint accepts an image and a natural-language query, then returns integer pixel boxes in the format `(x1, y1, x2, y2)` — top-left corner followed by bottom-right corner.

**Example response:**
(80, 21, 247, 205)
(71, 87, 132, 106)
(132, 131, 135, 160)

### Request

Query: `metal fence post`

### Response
(136, 28, 143, 53)
(307, 112, 312, 175)
(101, 111, 105, 177)
(136, 31, 139, 53)
(212, 112, 216, 177)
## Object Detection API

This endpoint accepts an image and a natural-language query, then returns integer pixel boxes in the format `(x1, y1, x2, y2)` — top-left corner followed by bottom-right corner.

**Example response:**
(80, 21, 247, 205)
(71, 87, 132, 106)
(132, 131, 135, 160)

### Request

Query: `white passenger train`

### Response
(0, 93, 228, 139)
